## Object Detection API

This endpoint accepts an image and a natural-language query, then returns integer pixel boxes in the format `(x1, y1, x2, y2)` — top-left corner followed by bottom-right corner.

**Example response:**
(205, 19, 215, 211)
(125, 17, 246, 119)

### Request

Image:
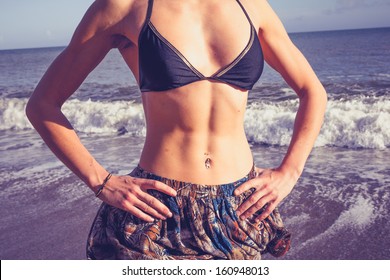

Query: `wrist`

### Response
(84, 162, 111, 192)
(276, 163, 302, 182)
(94, 172, 112, 197)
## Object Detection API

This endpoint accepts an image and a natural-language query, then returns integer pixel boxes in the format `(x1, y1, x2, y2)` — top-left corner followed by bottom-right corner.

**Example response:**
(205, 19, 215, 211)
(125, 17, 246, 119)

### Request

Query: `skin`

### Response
(26, 0, 327, 224)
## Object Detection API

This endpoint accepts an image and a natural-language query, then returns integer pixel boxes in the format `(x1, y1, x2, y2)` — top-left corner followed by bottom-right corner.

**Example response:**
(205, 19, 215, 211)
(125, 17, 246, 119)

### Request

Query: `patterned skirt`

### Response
(86, 165, 291, 260)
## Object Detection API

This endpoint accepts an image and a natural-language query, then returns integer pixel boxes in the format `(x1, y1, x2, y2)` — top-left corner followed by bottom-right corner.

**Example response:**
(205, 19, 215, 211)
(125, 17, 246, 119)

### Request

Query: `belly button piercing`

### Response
(205, 158, 212, 169)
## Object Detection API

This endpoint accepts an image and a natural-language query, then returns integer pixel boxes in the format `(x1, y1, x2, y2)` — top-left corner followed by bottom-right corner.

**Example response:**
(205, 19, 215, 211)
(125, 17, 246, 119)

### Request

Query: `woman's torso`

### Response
(115, 0, 263, 184)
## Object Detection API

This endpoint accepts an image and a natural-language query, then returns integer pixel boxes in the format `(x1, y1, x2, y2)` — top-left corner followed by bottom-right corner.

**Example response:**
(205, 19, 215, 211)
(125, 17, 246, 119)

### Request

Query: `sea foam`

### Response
(1, 97, 389, 149)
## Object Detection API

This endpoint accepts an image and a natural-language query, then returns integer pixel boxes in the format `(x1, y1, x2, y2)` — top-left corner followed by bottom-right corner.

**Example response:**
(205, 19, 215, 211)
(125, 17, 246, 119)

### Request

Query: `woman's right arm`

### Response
(26, 0, 175, 222)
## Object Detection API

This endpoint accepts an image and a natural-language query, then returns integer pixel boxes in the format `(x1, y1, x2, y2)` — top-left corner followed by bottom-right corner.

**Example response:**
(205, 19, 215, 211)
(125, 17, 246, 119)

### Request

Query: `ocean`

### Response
(0, 27, 389, 260)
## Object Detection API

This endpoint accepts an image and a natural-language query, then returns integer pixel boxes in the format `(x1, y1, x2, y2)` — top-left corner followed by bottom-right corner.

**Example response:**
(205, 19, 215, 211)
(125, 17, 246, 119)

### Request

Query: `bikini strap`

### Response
(144, 0, 154, 24)
(139, 0, 154, 39)
(236, 0, 256, 29)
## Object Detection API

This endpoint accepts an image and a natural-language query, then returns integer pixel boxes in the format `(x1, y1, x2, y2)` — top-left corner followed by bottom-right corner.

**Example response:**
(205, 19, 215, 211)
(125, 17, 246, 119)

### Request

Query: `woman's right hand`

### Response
(96, 175, 176, 222)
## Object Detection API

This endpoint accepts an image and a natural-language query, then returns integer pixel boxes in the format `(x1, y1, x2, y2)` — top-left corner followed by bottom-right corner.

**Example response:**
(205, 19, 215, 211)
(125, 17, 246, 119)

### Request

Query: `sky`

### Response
(0, 0, 389, 50)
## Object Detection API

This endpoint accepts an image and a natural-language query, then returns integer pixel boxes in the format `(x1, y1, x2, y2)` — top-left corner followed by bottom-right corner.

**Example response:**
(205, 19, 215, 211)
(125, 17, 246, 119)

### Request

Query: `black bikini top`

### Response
(138, 0, 264, 92)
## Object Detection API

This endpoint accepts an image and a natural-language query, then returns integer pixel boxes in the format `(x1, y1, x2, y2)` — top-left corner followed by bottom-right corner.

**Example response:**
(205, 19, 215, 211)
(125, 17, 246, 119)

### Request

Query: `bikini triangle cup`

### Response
(138, 0, 264, 92)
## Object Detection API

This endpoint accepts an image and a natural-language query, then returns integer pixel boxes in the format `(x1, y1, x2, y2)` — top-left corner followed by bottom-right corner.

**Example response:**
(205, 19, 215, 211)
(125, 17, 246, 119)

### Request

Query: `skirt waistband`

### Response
(130, 164, 257, 197)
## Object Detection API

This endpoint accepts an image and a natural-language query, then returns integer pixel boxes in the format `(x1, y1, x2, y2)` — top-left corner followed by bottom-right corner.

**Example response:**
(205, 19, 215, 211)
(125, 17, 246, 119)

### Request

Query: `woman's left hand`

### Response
(234, 166, 298, 222)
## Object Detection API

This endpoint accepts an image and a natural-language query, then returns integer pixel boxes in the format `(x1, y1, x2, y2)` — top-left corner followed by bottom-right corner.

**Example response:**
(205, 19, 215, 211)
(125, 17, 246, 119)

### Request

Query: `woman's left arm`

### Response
(235, 0, 327, 221)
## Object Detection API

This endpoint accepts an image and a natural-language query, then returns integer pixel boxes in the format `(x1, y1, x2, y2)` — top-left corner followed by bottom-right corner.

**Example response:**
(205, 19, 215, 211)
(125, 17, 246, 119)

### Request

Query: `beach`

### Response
(0, 27, 389, 260)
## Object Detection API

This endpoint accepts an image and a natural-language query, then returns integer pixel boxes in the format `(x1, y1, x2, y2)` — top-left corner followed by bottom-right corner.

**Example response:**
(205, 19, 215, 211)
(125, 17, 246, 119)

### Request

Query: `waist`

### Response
(131, 164, 256, 196)
(139, 131, 254, 184)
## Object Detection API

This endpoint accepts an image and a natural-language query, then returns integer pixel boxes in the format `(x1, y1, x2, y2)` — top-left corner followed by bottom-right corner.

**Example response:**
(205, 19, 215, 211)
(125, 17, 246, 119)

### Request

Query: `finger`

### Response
(139, 179, 177, 197)
(133, 199, 168, 220)
(234, 178, 262, 196)
(122, 201, 155, 223)
(239, 194, 274, 220)
(136, 193, 173, 218)
(254, 166, 265, 175)
(235, 187, 269, 216)
(254, 201, 278, 222)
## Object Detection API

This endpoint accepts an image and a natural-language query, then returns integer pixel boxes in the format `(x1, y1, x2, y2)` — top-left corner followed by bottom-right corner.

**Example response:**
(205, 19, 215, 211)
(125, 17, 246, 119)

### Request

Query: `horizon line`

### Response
(1, 25, 389, 52)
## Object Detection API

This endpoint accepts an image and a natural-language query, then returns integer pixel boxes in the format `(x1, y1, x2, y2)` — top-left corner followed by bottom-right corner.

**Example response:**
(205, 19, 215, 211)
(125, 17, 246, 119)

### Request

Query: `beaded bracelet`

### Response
(95, 173, 112, 197)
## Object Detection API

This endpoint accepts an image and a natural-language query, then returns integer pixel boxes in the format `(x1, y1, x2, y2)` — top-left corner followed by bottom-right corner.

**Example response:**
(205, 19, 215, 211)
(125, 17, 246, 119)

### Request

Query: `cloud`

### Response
(324, 0, 390, 15)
